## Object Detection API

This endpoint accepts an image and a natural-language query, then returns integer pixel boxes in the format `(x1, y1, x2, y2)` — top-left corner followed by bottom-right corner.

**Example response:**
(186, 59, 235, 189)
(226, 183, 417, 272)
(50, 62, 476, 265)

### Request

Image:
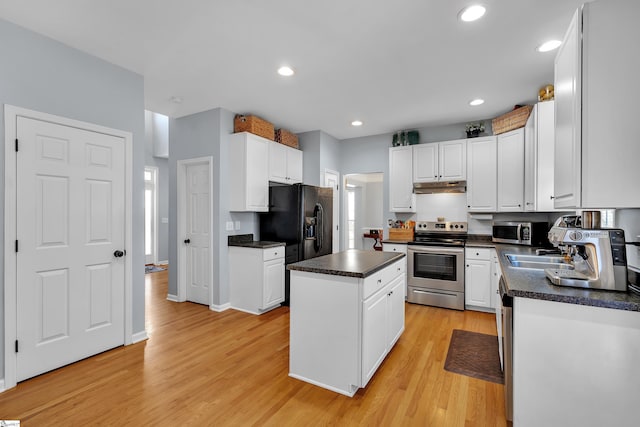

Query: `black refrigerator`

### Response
(259, 184, 333, 304)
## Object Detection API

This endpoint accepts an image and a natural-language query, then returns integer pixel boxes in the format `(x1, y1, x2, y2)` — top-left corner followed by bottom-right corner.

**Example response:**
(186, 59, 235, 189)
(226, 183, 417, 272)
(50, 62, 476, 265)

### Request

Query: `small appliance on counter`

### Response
(492, 221, 549, 246)
(545, 216, 628, 291)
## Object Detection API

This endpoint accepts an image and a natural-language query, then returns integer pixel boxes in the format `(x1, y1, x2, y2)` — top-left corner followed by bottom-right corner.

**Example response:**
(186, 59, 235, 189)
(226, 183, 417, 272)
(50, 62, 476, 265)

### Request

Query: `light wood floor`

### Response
(0, 270, 507, 426)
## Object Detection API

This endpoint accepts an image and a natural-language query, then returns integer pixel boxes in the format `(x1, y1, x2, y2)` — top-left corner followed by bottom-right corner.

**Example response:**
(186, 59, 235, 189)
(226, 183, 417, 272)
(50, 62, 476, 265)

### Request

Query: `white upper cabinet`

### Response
(554, 1, 640, 208)
(229, 132, 269, 212)
(413, 140, 466, 183)
(466, 136, 497, 212)
(269, 141, 303, 185)
(389, 146, 416, 212)
(524, 101, 557, 211)
(497, 128, 525, 212)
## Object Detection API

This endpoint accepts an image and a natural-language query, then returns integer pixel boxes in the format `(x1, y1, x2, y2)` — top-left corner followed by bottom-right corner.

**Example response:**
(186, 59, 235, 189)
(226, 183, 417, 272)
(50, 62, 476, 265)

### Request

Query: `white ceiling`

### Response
(0, 0, 590, 140)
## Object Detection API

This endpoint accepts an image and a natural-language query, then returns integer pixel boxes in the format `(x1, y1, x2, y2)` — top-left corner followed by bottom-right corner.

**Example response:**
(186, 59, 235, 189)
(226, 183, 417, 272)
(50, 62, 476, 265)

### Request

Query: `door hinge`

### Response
(15, 138, 18, 152)
(15, 340, 18, 353)
(15, 240, 18, 253)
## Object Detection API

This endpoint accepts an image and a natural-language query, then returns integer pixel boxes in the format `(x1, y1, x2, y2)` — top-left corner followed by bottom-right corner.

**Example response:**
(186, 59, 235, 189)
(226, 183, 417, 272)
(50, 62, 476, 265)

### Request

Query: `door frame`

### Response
(144, 166, 159, 265)
(3, 104, 134, 390)
(176, 156, 214, 306)
(323, 168, 340, 253)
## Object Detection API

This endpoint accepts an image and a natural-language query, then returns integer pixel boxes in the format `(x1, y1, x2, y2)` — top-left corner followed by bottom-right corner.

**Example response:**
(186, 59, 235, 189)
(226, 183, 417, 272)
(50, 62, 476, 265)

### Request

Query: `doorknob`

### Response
(113, 250, 125, 258)
(184, 239, 191, 244)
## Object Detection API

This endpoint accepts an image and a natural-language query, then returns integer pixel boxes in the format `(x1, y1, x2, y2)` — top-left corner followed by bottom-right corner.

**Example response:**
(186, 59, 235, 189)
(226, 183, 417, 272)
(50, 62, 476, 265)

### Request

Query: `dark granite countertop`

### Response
(288, 249, 405, 278)
(228, 234, 284, 249)
(381, 239, 411, 244)
(496, 244, 640, 312)
(465, 235, 495, 248)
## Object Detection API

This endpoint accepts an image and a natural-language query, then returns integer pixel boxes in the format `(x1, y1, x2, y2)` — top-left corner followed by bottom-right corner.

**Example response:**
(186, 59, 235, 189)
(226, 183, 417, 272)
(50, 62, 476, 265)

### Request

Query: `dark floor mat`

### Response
(444, 329, 504, 384)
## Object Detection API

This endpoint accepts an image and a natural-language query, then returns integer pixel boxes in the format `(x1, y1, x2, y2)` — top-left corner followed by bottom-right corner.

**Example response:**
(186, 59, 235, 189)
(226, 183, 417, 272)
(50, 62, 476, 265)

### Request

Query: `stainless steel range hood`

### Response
(413, 181, 467, 194)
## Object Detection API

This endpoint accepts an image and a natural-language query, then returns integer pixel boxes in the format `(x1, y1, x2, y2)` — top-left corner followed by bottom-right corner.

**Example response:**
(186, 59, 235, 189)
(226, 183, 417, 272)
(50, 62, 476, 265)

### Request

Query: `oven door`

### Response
(407, 245, 464, 292)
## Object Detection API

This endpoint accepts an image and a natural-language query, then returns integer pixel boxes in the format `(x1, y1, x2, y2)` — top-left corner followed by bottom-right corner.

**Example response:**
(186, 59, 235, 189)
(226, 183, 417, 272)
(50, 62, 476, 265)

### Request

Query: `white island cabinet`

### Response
(289, 250, 406, 397)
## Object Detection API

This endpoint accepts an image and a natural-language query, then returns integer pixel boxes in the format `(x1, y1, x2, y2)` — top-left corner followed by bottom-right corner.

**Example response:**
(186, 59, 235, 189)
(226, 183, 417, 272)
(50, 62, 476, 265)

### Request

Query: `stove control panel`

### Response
(415, 221, 467, 233)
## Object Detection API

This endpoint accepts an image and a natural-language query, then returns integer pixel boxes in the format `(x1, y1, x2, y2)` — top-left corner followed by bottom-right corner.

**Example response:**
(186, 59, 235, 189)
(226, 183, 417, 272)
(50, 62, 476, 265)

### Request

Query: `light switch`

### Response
(225, 221, 234, 231)
(161, 217, 169, 224)
(235, 221, 241, 230)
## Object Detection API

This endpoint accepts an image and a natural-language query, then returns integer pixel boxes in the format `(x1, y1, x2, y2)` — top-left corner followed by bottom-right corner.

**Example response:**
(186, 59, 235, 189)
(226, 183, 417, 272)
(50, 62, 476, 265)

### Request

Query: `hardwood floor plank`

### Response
(0, 269, 507, 426)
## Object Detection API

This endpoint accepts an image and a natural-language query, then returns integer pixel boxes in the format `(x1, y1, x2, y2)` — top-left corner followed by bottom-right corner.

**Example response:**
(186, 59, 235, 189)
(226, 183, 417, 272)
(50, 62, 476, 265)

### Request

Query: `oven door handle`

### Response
(408, 247, 464, 255)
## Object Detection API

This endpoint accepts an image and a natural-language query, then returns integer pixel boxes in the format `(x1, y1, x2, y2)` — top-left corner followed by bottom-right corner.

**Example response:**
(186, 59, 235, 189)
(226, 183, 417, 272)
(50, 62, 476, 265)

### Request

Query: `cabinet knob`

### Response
(466, 264, 469, 267)
(518, 204, 521, 207)
(550, 195, 555, 199)
(467, 205, 471, 208)
(377, 279, 382, 284)
(476, 252, 479, 256)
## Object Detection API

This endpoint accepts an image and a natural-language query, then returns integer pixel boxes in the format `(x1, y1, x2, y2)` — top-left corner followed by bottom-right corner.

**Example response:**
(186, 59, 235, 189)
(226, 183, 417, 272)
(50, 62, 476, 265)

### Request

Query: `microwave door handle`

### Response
(516, 223, 522, 241)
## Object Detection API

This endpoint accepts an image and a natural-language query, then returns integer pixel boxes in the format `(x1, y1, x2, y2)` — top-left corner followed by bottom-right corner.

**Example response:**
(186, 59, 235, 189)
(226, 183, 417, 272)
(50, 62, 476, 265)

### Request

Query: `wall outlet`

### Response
(234, 221, 241, 230)
(225, 221, 234, 231)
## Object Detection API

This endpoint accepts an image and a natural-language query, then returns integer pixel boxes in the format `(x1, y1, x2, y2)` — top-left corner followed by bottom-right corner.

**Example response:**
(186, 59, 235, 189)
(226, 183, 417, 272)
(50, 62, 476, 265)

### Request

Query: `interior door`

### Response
(16, 116, 125, 382)
(185, 162, 211, 305)
(324, 170, 340, 253)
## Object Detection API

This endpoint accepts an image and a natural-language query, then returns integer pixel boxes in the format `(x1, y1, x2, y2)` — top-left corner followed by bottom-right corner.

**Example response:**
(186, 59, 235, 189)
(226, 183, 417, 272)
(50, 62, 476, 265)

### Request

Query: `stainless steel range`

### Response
(407, 221, 467, 310)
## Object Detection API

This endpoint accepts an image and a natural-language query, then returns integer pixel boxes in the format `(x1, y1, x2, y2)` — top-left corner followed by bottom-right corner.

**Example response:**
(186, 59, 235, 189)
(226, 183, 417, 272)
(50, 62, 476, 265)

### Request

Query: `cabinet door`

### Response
(465, 259, 492, 308)
(412, 144, 438, 183)
(387, 275, 405, 348)
(492, 251, 503, 369)
(268, 142, 288, 184)
(389, 147, 415, 212)
(497, 129, 524, 212)
(383, 244, 407, 254)
(466, 137, 497, 212)
(287, 147, 303, 184)
(439, 140, 466, 181)
(262, 258, 284, 309)
(524, 105, 537, 211)
(554, 8, 582, 209)
(362, 290, 388, 385)
(536, 101, 556, 211)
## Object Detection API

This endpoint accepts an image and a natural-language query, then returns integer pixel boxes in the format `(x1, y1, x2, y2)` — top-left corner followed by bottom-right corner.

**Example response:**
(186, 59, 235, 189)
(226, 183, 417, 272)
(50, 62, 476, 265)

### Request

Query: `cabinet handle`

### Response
(518, 204, 521, 207)
(476, 252, 479, 256)
(550, 195, 555, 199)
(377, 279, 382, 284)
(467, 205, 471, 208)
(466, 264, 470, 267)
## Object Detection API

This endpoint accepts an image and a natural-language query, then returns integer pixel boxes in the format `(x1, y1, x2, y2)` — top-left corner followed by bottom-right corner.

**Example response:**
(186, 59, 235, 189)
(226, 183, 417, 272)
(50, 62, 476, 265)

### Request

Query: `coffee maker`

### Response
(545, 216, 628, 291)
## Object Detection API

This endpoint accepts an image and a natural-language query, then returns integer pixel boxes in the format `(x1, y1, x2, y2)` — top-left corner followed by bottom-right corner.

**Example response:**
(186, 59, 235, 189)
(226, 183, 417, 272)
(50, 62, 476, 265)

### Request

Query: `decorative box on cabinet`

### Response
(229, 132, 269, 212)
(554, 1, 640, 208)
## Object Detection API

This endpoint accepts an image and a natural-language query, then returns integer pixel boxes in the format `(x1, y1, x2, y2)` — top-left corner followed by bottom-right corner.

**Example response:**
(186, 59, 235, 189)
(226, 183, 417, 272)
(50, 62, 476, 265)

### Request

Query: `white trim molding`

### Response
(166, 294, 179, 303)
(3, 104, 134, 390)
(131, 331, 149, 344)
(210, 303, 231, 312)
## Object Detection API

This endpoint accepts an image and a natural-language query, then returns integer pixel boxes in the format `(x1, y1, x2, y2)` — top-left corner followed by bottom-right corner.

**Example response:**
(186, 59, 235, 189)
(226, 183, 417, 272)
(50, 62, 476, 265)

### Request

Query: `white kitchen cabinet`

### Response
(497, 128, 524, 212)
(389, 146, 415, 212)
(289, 257, 406, 397)
(269, 141, 303, 185)
(466, 136, 497, 212)
(491, 249, 503, 369)
(413, 140, 466, 183)
(229, 245, 285, 314)
(524, 101, 556, 212)
(382, 243, 407, 254)
(465, 248, 493, 311)
(554, 1, 640, 209)
(229, 132, 269, 212)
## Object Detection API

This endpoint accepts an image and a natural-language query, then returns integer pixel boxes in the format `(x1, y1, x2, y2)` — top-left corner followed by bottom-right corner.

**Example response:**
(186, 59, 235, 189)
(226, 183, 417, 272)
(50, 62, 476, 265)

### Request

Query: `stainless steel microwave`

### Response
(492, 221, 549, 246)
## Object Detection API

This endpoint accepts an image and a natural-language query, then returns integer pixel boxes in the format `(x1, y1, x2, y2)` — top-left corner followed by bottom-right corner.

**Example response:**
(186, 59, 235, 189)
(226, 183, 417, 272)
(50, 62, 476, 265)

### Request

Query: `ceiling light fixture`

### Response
(459, 5, 486, 22)
(536, 40, 562, 52)
(351, 120, 363, 127)
(277, 66, 295, 77)
(469, 98, 485, 106)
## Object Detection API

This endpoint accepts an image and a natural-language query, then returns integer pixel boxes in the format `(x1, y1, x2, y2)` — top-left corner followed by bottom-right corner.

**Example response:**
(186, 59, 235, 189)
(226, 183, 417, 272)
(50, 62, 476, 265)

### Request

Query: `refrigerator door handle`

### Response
(314, 203, 323, 252)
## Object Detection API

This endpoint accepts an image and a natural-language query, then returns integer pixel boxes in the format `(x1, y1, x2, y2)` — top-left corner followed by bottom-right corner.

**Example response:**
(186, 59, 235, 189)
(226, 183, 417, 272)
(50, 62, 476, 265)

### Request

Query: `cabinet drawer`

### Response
(363, 271, 384, 300)
(383, 244, 407, 254)
(466, 247, 491, 260)
(382, 259, 405, 284)
(263, 246, 285, 262)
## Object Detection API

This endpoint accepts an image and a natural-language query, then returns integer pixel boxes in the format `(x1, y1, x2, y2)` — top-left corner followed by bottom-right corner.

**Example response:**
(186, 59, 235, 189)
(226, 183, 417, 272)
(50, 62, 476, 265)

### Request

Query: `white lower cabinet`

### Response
(289, 257, 406, 396)
(465, 247, 494, 311)
(491, 249, 503, 368)
(229, 245, 285, 314)
(382, 243, 407, 254)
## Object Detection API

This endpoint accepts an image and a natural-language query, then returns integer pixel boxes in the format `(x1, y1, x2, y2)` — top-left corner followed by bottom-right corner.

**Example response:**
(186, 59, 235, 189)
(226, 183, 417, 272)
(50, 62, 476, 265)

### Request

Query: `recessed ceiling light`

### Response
(169, 96, 183, 104)
(459, 5, 486, 22)
(351, 120, 363, 127)
(277, 66, 295, 76)
(469, 99, 485, 106)
(536, 40, 562, 52)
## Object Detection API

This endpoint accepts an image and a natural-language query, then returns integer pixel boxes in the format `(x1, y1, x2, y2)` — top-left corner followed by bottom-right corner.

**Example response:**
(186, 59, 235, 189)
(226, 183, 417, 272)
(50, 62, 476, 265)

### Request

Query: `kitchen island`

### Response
(496, 245, 640, 427)
(288, 250, 406, 397)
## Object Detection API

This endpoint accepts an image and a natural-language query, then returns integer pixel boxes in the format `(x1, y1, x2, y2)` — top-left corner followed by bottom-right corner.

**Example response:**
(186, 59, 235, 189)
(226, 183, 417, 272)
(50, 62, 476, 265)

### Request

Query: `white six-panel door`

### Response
(185, 162, 211, 305)
(16, 116, 126, 381)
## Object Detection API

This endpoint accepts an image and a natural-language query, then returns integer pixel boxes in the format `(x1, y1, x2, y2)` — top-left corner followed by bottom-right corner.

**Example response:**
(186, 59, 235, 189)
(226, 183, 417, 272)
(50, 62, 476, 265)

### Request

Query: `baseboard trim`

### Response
(156, 260, 169, 265)
(0, 379, 5, 394)
(132, 330, 149, 344)
(167, 294, 179, 302)
(210, 302, 231, 312)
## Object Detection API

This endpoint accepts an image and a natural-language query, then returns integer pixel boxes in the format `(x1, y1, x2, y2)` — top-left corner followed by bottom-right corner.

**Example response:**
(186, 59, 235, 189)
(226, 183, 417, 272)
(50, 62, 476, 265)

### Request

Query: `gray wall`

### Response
(0, 18, 146, 376)
(168, 108, 257, 306)
(144, 111, 169, 262)
(298, 131, 321, 185)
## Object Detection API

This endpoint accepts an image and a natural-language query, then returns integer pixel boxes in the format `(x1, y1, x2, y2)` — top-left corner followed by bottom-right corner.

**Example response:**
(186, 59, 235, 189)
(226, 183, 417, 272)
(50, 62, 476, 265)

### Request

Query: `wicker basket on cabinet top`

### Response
(275, 129, 299, 149)
(491, 105, 533, 135)
(234, 114, 275, 141)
